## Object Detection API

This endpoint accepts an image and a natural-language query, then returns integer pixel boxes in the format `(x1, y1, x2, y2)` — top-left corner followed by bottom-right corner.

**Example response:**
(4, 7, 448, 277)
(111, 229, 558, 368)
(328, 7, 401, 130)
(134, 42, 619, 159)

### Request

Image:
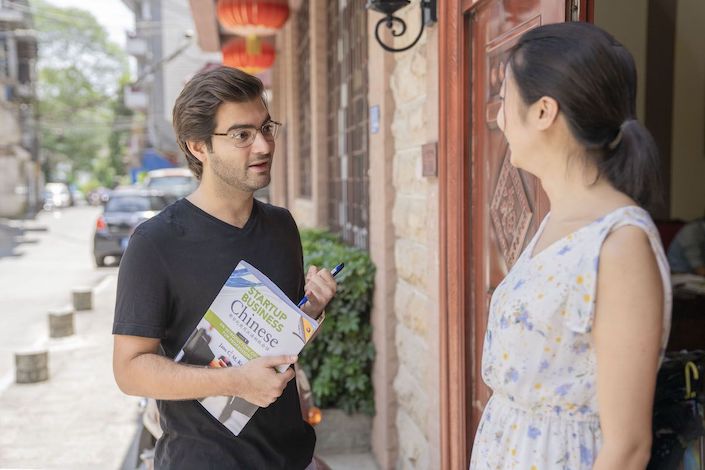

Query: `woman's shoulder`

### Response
(601, 222, 653, 261)
(598, 206, 666, 286)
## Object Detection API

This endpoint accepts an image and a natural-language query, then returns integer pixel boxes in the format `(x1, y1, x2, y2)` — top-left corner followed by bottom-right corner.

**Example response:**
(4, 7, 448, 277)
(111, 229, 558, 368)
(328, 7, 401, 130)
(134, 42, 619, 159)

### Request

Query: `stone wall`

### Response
(0, 102, 31, 217)
(390, 1, 441, 467)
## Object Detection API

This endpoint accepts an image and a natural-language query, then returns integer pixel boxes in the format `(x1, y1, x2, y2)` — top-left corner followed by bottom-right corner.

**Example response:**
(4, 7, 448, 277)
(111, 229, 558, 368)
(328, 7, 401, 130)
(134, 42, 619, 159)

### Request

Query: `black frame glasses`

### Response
(212, 120, 282, 148)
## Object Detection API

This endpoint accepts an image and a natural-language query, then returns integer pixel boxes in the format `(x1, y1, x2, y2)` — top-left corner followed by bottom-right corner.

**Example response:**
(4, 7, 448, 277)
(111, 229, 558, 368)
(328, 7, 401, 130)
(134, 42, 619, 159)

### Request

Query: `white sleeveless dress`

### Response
(469, 206, 672, 469)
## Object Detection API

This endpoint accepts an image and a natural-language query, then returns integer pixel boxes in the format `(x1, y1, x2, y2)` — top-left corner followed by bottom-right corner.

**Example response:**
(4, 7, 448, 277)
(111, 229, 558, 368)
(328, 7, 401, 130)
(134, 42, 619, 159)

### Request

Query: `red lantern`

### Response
(216, 0, 290, 36)
(221, 37, 275, 74)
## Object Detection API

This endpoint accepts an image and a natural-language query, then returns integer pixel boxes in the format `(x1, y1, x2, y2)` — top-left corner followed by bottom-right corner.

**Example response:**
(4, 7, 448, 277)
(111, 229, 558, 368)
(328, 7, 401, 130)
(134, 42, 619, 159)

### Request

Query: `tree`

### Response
(31, 0, 129, 185)
(108, 80, 134, 181)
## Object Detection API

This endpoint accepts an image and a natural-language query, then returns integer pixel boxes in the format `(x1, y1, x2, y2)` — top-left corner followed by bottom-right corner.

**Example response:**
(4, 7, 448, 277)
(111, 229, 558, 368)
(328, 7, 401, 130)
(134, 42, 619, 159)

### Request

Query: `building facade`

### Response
(0, 0, 40, 218)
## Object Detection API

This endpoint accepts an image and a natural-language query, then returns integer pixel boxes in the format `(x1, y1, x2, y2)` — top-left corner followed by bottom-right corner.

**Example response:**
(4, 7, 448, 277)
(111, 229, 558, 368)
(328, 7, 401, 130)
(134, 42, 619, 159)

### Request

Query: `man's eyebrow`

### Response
(224, 115, 272, 133)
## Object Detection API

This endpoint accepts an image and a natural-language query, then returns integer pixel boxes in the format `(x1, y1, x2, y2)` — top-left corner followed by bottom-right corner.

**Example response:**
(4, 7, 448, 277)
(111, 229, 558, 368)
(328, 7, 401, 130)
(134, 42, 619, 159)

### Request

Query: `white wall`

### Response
(161, 0, 221, 132)
(670, 0, 705, 220)
(594, 0, 648, 122)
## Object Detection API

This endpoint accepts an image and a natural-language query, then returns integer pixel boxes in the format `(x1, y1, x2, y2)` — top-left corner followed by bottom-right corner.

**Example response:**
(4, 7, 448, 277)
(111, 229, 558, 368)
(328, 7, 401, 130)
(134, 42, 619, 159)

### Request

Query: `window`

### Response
(295, 0, 312, 198)
(326, 0, 369, 249)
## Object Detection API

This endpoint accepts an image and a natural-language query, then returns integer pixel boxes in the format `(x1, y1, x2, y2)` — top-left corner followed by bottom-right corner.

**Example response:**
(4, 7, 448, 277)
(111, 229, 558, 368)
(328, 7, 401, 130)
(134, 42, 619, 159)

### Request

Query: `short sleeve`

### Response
(565, 210, 672, 335)
(112, 228, 170, 338)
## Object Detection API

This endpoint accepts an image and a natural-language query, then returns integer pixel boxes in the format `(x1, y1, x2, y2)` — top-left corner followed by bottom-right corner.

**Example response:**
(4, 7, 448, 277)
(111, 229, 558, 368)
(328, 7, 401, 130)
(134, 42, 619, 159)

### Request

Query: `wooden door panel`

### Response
(468, 0, 565, 441)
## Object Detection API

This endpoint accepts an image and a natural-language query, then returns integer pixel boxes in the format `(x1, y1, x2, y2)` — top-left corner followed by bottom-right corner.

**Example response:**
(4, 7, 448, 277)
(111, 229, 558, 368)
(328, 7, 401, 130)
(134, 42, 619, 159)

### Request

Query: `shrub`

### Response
(299, 229, 376, 415)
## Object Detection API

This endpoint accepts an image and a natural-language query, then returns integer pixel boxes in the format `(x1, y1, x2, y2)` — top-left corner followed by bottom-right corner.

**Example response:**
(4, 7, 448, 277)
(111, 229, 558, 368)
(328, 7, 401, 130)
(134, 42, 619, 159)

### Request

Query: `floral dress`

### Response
(469, 206, 672, 469)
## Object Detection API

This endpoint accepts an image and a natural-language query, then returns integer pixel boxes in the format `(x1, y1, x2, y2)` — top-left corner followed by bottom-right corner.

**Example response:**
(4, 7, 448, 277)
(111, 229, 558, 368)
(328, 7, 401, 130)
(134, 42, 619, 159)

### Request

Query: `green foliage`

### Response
(107, 83, 133, 180)
(299, 230, 376, 415)
(31, 0, 129, 184)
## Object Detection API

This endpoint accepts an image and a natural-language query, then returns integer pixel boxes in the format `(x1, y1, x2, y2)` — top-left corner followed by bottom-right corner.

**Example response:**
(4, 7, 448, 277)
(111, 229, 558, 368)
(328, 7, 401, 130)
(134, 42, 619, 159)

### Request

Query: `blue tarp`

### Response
(130, 148, 175, 183)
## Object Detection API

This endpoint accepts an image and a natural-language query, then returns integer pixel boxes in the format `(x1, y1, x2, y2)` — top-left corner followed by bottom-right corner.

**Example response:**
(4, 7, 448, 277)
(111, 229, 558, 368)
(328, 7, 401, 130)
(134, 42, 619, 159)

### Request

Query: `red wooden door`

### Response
(467, 0, 566, 443)
(439, 1, 583, 467)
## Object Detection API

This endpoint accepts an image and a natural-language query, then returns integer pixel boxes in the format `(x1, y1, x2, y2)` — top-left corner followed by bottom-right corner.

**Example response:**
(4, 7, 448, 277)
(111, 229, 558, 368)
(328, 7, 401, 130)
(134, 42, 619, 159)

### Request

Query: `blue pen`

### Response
(297, 263, 345, 308)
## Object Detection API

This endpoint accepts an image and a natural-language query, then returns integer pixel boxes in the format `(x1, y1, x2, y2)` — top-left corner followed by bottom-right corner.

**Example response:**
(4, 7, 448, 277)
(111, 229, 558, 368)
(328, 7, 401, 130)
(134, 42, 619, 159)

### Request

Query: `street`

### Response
(0, 206, 140, 469)
(0, 206, 115, 385)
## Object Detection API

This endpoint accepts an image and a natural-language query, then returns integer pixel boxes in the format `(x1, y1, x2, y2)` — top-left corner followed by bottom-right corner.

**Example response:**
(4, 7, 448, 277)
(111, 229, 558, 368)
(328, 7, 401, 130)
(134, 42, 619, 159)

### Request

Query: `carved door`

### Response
(467, 0, 567, 439)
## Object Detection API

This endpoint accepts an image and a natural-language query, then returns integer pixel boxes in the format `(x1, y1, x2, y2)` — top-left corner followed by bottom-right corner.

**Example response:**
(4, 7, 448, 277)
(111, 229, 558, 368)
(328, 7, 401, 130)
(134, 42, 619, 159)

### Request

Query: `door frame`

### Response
(437, 1, 593, 468)
(438, 1, 472, 467)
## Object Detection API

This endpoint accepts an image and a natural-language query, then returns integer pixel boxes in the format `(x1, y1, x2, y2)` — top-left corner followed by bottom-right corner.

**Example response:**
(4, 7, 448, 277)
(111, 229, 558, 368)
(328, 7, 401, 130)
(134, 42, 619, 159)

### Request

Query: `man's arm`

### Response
(113, 335, 297, 407)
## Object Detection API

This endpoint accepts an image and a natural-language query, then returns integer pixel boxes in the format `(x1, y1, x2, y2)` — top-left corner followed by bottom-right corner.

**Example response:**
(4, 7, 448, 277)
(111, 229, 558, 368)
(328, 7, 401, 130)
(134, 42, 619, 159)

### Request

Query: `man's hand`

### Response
(300, 265, 337, 319)
(226, 355, 297, 407)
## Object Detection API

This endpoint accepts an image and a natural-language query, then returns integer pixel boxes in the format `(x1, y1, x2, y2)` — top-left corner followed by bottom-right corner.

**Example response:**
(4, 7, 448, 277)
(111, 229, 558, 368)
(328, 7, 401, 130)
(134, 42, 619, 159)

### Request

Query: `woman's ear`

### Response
(187, 140, 209, 163)
(534, 96, 559, 131)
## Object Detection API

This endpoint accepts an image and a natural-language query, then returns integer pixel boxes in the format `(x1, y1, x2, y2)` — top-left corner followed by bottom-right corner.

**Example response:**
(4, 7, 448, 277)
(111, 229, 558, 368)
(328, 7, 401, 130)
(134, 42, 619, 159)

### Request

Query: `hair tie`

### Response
(607, 119, 634, 151)
(607, 130, 622, 151)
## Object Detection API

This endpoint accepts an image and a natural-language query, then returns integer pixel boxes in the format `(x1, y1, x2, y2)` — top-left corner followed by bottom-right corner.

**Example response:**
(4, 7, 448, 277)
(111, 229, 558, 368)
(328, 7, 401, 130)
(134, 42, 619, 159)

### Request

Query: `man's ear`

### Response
(187, 140, 209, 163)
(533, 96, 559, 131)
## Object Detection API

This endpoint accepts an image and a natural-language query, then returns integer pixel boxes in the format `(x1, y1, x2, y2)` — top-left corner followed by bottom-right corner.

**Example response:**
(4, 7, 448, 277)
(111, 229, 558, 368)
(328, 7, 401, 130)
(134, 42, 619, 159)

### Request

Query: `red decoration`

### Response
(216, 0, 290, 36)
(221, 37, 275, 74)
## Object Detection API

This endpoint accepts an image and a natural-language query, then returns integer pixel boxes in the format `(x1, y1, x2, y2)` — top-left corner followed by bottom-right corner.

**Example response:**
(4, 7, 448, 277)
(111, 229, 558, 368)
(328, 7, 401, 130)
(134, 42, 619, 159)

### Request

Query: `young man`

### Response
(112, 67, 337, 469)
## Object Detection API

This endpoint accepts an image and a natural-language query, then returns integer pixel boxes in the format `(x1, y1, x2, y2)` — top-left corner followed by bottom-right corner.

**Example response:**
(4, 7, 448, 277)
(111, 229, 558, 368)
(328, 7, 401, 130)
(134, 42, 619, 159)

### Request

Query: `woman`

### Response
(469, 22, 671, 469)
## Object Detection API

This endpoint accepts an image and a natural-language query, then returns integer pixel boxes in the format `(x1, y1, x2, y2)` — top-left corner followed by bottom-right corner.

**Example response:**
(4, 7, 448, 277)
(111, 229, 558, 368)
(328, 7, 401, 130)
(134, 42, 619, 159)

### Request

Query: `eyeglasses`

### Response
(212, 121, 282, 148)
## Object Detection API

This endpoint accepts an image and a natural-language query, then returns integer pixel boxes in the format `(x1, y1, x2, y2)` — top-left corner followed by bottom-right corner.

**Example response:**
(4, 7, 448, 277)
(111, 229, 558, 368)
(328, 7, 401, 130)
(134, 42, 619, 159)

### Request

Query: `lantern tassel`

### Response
(246, 35, 262, 55)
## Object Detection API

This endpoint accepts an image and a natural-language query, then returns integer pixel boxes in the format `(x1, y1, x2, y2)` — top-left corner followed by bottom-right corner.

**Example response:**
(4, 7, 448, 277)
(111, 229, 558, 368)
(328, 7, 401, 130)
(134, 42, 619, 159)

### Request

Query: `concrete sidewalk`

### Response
(0, 273, 379, 470)
(0, 274, 141, 469)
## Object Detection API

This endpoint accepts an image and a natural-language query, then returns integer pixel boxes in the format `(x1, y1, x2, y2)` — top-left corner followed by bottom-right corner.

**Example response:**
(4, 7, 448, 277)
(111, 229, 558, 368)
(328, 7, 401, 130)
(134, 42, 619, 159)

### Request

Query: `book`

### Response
(174, 260, 320, 436)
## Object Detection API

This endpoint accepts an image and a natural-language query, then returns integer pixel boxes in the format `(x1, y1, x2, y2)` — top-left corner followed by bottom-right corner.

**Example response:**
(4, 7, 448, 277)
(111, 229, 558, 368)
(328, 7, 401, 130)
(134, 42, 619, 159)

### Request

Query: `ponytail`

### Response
(599, 119, 662, 210)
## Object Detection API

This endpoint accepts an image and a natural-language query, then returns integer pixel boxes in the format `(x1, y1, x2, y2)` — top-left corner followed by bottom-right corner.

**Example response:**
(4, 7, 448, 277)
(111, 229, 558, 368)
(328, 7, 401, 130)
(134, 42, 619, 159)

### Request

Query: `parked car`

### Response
(144, 168, 197, 201)
(88, 187, 111, 206)
(92, 189, 170, 267)
(43, 182, 72, 210)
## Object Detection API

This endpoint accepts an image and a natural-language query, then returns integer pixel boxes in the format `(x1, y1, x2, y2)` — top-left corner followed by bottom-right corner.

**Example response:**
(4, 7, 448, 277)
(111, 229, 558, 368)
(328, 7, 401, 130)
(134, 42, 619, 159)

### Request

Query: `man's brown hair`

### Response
(172, 66, 265, 180)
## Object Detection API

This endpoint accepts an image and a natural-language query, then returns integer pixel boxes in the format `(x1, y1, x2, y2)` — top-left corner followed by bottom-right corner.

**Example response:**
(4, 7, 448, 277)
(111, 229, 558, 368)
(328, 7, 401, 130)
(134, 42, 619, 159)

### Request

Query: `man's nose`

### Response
(251, 131, 273, 154)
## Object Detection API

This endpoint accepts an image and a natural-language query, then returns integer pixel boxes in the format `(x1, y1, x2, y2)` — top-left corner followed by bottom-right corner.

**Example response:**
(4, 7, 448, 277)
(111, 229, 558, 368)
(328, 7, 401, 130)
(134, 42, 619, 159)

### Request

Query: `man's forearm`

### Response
(115, 352, 236, 400)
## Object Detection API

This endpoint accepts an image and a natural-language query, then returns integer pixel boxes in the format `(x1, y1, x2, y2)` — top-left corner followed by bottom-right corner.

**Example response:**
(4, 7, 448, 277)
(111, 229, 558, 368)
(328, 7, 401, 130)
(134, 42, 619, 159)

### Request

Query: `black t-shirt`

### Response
(113, 198, 315, 470)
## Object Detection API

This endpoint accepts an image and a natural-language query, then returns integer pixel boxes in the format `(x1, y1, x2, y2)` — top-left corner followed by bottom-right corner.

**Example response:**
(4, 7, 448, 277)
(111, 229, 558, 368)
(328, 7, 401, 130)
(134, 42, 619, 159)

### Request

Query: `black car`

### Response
(93, 189, 170, 267)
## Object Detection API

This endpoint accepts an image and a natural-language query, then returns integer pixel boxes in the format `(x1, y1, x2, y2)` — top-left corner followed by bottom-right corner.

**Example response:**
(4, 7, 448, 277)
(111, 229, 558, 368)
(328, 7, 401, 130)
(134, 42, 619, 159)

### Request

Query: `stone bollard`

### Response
(72, 286, 93, 311)
(48, 307, 75, 338)
(15, 350, 49, 384)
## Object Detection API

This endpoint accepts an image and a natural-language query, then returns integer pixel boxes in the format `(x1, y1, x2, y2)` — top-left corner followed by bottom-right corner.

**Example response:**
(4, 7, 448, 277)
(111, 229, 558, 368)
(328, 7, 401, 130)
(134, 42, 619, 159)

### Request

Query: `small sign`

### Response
(369, 105, 380, 134)
(422, 142, 438, 177)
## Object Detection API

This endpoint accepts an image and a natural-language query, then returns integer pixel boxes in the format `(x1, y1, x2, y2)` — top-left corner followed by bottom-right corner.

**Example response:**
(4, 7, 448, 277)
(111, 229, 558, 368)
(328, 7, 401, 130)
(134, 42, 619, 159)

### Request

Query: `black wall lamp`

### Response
(366, 0, 437, 53)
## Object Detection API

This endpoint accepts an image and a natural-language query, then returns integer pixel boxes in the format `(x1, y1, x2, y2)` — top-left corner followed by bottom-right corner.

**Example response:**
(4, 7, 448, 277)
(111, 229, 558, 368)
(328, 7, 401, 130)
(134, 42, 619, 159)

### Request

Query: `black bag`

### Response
(648, 351, 705, 470)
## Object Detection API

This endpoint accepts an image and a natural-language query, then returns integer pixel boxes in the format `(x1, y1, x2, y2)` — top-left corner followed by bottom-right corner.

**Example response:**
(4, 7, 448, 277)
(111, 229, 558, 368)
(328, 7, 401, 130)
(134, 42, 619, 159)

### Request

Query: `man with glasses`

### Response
(112, 66, 336, 470)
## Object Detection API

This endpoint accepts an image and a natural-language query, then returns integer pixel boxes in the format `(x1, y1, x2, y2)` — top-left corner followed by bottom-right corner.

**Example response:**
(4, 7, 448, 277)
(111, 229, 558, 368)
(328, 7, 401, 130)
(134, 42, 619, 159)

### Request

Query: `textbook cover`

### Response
(174, 260, 319, 436)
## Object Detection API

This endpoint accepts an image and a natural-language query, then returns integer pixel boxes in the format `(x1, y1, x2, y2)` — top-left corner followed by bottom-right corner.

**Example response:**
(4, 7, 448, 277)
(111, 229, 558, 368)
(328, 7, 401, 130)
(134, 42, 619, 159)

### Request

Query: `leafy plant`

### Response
(299, 229, 376, 415)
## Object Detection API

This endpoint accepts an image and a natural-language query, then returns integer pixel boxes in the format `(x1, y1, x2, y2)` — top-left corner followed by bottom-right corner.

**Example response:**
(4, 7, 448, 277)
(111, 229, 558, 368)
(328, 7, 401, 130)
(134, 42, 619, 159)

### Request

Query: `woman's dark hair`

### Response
(508, 22, 661, 209)
(172, 66, 265, 180)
